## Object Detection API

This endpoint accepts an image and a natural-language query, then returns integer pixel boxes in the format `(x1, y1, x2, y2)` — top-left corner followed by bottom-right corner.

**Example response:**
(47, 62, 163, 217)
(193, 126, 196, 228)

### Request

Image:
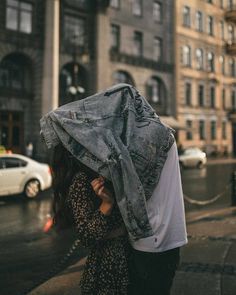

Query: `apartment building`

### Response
(97, 0, 176, 120)
(176, 0, 236, 156)
(0, 0, 177, 158)
(0, 0, 97, 157)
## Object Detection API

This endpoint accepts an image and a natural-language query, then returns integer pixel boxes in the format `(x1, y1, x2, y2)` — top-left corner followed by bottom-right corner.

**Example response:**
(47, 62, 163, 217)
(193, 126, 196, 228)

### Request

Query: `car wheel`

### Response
(24, 179, 40, 198)
(197, 161, 204, 169)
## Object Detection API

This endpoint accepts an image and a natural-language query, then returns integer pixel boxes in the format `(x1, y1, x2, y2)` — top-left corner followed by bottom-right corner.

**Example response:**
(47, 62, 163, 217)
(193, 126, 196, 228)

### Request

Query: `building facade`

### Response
(176, 0, 236, 156)
(96, 0, 176, 121)
(0, 0, 98, 158)
(0, 0, 177, 159)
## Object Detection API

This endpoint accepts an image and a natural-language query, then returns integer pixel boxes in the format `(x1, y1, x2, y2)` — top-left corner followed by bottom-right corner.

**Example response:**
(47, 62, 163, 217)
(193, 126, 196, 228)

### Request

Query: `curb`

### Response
(186, 207, 236, 224)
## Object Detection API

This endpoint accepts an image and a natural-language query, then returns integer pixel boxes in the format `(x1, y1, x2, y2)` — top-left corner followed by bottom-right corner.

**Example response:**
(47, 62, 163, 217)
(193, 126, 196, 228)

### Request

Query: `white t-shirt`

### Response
(129, 142, 188, 252)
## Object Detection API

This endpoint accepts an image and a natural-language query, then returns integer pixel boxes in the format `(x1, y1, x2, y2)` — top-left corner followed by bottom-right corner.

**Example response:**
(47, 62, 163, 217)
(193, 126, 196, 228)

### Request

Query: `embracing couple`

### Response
(40, 84, 188, 295)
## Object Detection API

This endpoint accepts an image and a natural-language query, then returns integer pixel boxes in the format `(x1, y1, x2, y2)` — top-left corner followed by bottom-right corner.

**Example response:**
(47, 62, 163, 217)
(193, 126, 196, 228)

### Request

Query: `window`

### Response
(207, 0, 213, 3)
(133, 31, 143, 56)
(3, 157, 27, 169)
(220, 0, 224, 8)
(153, 2, 162, 22)
(219, 56, 225, 74)
(207, 16, 214, 36)
(231, 89, 236, 109)
(182, 45, 191, 67)
(222, 121, 227, 140)
(185, 82, 192, 105)
(210, 86, 216, 108)
(229, 58, 235, 77)
(222, 89, 226, 109)
(211, 121, 216, 140)
(220, 21, 224, 40)
(112, 71, 134, 85)
(196, 48, 204, 70)
(132, 0, 142, 16)
(196, 11, 203, 32)
(228, 25, 234, 44)
(198, 85, 205, 106)
(183, 6, 191, 27)
(6, 0, 33, 34)
(64, 15, 85, 46)
(111, 24, 120, 51)
(199, 120, 205, 140)
(147, 79, 160, 103)
(153, 37, 162, 61)
(110, 0, 120, 8)
(186, 120, 193, 140)
(207, 52, 215, 72)
(228, 0, 233, 9)
(146, 77, 166, 106)
(0, 54, 32, 94)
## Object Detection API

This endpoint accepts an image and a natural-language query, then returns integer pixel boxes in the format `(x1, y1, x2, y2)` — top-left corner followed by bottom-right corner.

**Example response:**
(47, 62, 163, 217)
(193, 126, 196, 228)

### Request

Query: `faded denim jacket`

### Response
(40, 84, 175, 240)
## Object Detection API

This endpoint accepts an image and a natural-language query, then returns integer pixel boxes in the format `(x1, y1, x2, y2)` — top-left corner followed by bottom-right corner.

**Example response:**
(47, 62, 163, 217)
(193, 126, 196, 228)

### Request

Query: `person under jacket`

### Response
(40, 83, 175, 240)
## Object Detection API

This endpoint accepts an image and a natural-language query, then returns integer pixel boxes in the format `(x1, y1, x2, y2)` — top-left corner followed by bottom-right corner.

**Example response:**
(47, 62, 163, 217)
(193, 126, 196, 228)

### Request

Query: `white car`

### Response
(179, 147, 207, 169)
(0, 154, 52, 198)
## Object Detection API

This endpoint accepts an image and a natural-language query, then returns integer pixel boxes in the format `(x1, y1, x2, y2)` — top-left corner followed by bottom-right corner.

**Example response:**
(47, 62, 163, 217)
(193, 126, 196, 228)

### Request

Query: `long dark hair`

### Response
(51, 143, 99, 230)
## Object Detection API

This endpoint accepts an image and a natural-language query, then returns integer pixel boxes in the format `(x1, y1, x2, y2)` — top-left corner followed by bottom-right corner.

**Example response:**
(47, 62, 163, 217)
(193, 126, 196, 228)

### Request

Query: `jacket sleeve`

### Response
(66, 173, 114, 248)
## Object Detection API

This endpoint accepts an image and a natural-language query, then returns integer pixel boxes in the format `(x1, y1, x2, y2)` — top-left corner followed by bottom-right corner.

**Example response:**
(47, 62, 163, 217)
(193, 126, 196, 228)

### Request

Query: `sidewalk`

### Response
(28, 207, 236, 295)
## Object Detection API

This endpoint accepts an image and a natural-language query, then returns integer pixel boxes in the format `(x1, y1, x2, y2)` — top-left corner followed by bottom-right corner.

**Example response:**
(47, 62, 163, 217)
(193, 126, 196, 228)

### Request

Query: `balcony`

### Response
(0, 87, 33, 100)
(110, 49, 174, 72)
(225, 7, 236, 23)
(225, 41, 236, 55)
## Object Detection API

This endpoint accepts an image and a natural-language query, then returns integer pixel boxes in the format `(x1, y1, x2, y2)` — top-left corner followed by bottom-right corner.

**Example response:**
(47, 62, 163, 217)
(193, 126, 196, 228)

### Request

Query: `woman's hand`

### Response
(91, 176, 114, 215)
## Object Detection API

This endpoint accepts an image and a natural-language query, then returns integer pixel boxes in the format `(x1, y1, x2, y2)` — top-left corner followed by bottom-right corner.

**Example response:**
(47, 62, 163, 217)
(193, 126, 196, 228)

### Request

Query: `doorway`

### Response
(0, 111, 24, 153)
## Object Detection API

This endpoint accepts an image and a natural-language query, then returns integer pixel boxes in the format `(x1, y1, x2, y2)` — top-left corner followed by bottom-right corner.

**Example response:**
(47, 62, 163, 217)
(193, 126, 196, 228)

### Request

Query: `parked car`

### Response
(0, 154, 52, 198)
(179, 147, 207, 169)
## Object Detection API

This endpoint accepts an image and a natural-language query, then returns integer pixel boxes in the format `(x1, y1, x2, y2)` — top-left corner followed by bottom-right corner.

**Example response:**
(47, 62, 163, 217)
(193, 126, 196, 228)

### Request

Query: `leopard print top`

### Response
(66, 171, 130, 295)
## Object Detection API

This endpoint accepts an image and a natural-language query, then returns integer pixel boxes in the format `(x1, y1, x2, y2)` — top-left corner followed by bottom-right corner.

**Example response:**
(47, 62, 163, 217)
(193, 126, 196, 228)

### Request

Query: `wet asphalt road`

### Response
(0, 192, 84, 295)
(1, 162, 236, 295)
(182, 162, 236, 211)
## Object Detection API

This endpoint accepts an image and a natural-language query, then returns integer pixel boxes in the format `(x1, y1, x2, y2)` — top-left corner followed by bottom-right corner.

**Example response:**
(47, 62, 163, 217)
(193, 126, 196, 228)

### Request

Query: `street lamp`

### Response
(68, 32, 86, 101)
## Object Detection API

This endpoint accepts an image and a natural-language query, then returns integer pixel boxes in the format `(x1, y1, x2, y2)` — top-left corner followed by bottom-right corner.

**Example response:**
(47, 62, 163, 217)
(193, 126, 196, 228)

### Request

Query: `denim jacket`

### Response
(40, 84, 175, 239)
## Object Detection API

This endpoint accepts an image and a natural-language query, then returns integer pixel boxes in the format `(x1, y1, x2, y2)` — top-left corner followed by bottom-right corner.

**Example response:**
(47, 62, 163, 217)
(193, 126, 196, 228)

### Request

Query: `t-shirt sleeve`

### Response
(66, 173, 114, 247)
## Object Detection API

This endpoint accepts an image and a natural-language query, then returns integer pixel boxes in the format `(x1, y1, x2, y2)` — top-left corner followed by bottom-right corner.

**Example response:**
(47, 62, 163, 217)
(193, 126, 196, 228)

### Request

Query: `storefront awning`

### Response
(160, 116, 186, 130)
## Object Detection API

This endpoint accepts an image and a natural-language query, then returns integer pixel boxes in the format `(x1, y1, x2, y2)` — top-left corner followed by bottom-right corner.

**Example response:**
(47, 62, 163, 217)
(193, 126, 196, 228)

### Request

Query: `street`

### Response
(182, 161, 236, 211)
(0, 161, 236, 295)
(0, 192, 85, 295)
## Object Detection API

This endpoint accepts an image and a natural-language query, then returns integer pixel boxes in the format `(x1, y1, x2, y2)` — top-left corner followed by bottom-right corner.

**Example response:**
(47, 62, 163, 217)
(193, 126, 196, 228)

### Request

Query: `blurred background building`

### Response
(0, 0, 236, 158)
(176, 0, 236, 156)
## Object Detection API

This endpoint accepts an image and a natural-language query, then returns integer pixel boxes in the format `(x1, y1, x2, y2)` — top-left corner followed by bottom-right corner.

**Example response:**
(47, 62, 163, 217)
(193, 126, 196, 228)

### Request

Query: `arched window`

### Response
(219, 55, 225, 74)
(207, 52, 215, 72)
(229, 58, 235, 77)
(183, 6, 191, 27)
(228, 24, 234, 44)
(0, 53, 32, 96)
(146, 77, 167, 114)
(228, 0, 233, 9)
(182, 45, 191, 67)
(59, 62, 87, 105)
(196, 48, 204, 70)
(112, 70, 135, 85)
(196, 11, 203, 31)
